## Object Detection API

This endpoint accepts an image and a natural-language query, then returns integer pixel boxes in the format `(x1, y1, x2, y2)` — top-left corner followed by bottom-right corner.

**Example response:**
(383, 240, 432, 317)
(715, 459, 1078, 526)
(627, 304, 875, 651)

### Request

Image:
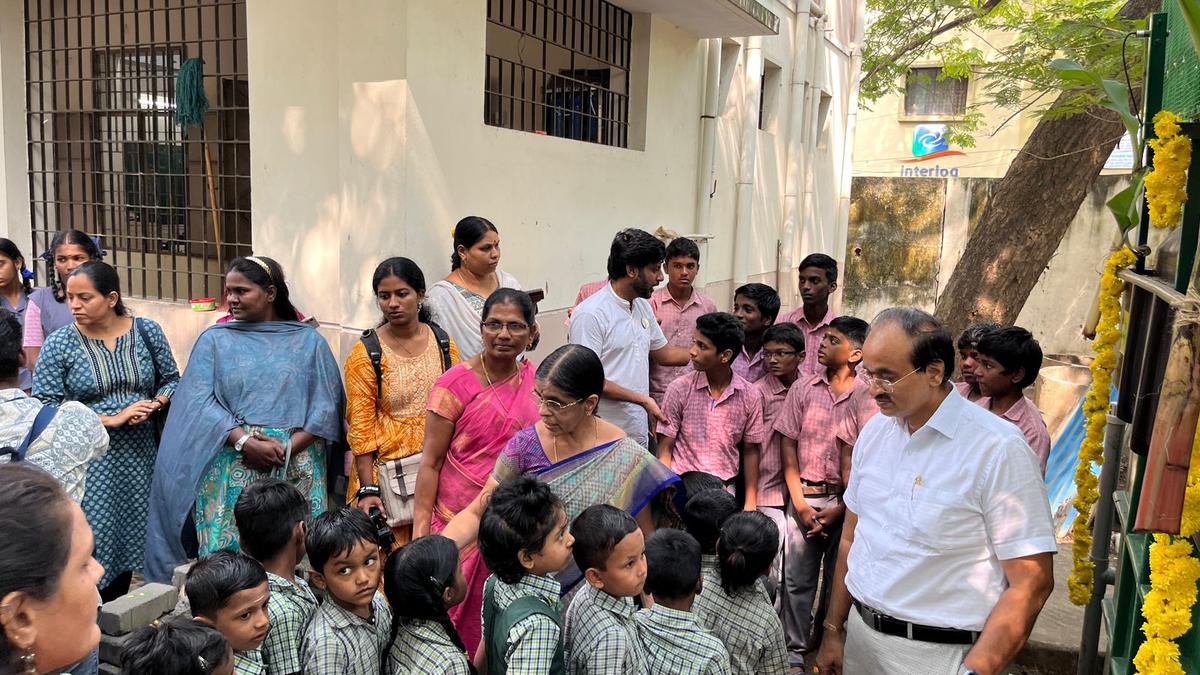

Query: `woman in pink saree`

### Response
(411, 288, 539, 657)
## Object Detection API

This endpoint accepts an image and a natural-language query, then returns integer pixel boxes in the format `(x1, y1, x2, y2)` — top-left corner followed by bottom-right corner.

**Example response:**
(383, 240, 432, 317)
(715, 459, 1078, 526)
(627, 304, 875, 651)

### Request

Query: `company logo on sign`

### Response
(903, 124, 966, 163)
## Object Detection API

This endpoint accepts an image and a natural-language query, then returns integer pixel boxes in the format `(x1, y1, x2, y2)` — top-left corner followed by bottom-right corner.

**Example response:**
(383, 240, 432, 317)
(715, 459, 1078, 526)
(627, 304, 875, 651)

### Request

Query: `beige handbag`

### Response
(377, 453, 423, 528)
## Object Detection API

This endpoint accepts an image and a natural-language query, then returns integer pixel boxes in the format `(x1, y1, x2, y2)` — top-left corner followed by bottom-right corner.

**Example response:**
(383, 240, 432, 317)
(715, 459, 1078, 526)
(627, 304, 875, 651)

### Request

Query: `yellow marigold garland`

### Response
(1145, 110, 1191, 229)
(1068, 247, 1137, 605)
(1134, 532, 1200, 675)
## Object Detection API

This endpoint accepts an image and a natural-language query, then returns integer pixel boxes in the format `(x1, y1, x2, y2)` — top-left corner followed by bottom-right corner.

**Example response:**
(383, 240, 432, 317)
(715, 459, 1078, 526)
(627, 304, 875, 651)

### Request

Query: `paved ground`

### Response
(1011, 543, 1103, 675)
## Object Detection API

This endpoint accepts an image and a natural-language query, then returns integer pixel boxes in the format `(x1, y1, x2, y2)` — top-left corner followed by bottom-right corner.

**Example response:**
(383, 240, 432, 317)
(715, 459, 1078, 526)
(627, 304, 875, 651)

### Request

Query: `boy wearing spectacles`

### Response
(752, 322, 806, 613)
(773, 315, 877, 668)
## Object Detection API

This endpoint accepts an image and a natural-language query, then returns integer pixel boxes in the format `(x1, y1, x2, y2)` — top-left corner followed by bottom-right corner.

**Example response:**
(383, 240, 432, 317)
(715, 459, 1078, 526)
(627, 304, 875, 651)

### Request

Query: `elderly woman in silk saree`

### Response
(141, 256, 345, 583)
(442, 344, 681, 638)
(411, 288, 541, 658)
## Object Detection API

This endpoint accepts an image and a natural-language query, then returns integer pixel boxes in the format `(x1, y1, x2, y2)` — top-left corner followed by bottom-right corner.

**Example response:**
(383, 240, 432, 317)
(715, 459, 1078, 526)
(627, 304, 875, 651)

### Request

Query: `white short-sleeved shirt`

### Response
(843, 387, 1055, 632)
(568, 283, 667, 445)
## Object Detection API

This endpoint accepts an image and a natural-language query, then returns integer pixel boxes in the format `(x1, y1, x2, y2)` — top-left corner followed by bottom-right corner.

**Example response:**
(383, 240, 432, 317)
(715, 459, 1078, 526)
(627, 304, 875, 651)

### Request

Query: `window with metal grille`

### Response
(24, 0, 252, 302)
(485, 0, 632, 148)
(903, 67, 968, 117)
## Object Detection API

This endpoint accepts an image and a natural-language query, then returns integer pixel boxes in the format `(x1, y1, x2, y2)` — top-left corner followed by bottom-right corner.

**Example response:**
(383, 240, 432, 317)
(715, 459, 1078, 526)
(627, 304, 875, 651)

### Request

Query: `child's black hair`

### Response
(643, 529, 701, 601)
(956, 322, 1000, 351)
(733, 283, 781, 323)
(382, 535, 478, 675)
(185, 550, 268, 619)
(797, 253, 839, 284)
(681, 488, 738, 555)
(479, 476, 565, 584)
(233, 478, 309, 563)
(304, 507, 379, 575)
(665, 237, 701, 263)
(120, 618, 230, 675)
(828, 316, 869, 349)
(977, 325, 1043, 389)
(717, 511, 779, 595)
(762, 322, 805, 353)
(680, 471, 725, 499)
(695, 312, 744, 357)
(570, 504, 638, 573)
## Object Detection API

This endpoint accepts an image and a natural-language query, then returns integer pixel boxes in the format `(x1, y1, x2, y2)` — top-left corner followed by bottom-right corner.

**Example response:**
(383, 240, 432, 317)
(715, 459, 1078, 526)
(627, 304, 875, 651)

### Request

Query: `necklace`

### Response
(382, 323, 423, 358)
(550, 416, 598, 465)
(481, 354, 518, 387)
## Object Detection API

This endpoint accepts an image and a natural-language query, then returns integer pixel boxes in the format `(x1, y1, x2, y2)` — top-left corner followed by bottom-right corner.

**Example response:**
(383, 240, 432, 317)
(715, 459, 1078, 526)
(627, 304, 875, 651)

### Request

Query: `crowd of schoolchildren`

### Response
(106, 232, 1054, 675)
(0, 221, 1055, 674)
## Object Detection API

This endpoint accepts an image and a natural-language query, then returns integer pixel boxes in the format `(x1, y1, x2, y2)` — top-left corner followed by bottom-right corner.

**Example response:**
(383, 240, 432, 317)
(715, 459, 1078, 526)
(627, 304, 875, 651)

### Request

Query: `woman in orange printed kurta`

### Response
(344, 257, 460, 545)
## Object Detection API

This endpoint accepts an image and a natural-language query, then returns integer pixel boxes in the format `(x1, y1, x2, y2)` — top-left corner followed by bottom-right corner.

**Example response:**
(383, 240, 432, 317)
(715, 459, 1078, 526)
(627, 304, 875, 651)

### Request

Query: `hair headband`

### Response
(245, 256, 272, 280)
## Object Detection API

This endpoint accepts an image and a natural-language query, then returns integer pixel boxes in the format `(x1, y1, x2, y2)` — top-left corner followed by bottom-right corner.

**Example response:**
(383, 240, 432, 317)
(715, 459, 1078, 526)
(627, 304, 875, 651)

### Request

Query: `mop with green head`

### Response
(174, 57, 223, 265)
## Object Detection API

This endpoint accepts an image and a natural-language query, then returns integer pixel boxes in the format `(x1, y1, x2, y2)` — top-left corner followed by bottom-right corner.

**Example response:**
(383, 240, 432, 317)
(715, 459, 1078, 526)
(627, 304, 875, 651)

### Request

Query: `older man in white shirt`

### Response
(816, 307, 1055, 675)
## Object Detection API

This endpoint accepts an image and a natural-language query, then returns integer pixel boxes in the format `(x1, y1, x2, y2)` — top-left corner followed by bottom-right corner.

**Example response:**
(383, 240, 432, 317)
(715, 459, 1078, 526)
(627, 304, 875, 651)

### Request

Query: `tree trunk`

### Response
(932, 0, 1159, 341)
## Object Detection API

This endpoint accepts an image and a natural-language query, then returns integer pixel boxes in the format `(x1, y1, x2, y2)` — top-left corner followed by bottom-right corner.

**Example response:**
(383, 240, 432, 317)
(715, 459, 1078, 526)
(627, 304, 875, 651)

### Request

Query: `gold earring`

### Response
(19, 649, 35, 675)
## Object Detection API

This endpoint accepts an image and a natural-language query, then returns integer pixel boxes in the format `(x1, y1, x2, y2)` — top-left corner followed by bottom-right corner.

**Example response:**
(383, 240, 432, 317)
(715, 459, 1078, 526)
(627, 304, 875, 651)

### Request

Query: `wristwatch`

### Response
(233, 434, 252, 453)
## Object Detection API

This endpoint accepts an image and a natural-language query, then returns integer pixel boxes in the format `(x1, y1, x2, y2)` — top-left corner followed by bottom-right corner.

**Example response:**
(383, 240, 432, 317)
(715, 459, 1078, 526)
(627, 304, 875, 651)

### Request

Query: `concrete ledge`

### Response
(98, 583, 178, 636)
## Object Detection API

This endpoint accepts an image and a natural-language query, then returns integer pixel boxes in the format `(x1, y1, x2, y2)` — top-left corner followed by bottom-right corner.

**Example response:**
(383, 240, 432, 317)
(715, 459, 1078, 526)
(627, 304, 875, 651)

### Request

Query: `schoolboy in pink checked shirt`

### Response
(774, 316, 877, 666)
(657, 312, 765, 510)
(731, 283, 780, 384)
(778, 253, 839, 379)
(974, 325, 1052, 474)
(649, 238, 717, 407)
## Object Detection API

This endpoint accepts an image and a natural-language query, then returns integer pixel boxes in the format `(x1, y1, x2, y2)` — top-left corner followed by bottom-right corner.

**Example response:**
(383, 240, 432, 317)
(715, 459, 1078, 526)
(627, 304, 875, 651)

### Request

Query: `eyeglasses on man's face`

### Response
(763, 349, 798, 361)
(862, 366, 922, 394)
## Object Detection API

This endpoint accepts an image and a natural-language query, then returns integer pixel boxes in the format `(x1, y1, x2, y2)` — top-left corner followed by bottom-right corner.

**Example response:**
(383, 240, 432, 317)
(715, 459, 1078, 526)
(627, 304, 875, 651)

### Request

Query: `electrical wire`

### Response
(1122, 31, 1142, 128)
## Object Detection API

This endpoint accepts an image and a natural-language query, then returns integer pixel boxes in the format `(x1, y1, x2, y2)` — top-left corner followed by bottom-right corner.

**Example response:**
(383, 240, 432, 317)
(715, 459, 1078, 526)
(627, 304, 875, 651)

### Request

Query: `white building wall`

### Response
(0, 0, 864, 365)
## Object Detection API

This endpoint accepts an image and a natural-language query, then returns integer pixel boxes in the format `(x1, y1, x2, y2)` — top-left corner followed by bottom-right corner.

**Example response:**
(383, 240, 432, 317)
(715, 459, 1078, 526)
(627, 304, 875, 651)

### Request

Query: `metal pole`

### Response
(1078, 409, 1126, 675)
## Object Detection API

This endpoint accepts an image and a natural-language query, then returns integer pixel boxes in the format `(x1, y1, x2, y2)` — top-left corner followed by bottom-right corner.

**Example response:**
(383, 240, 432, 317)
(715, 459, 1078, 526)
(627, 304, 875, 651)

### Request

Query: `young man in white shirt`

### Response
(569, 229, 691, 447)
(816, 307, 1055, 675)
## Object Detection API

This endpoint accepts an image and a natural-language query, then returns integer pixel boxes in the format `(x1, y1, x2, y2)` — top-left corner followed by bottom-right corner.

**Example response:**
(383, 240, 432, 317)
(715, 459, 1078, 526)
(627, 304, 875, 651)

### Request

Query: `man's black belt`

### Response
(854, 600, 979, 645)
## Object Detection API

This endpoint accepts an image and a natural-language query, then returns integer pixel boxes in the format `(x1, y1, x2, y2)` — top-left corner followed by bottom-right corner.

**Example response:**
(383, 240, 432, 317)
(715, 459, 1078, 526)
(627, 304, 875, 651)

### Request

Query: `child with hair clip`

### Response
(695, 511, 787, 675)
(120, 617, 235, 675)
(382, 534, 475, 675)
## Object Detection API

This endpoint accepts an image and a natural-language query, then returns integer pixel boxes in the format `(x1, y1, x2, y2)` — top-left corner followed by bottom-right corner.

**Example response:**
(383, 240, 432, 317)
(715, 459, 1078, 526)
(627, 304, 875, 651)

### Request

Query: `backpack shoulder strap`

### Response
(359, 329, 384, 399)
(494, 594, 563, 673)
(133, 317, 161, 387)
(427, 321, 453, 372)
(15, 404, 58, 460)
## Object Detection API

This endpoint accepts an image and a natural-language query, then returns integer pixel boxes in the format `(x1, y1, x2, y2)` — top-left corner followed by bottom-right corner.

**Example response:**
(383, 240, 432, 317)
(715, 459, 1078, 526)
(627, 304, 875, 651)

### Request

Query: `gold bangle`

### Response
(822, 620, 843, 634)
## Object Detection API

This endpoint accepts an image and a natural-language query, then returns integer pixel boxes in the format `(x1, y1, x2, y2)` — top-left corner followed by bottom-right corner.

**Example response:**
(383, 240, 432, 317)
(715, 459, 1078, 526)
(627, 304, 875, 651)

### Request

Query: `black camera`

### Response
(368, 507, 395, 551)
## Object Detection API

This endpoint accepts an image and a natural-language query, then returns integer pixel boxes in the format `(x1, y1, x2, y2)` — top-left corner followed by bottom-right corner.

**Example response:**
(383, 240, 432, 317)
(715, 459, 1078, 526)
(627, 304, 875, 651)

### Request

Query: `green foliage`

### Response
(862, 0, 1146, 129)
(1106, 171, 1146, 232)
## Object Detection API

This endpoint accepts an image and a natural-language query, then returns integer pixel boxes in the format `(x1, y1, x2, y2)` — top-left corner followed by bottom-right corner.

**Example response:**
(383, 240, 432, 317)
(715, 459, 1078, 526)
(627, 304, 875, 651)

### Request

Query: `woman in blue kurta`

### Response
(143, 256, 345, 583)
(33, 261, 179, 600)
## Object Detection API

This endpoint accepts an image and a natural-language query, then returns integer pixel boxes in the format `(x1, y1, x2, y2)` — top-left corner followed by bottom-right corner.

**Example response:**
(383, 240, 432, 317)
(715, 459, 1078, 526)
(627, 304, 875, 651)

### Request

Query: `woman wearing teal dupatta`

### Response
(143, 257, 344, 583)
(443, 345, 681, 597)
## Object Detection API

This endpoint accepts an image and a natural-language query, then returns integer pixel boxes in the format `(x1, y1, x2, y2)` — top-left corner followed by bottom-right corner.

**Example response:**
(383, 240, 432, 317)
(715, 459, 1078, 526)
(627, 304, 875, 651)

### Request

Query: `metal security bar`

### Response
(24, 0, 252, 302)
(485, 0, 632, 148)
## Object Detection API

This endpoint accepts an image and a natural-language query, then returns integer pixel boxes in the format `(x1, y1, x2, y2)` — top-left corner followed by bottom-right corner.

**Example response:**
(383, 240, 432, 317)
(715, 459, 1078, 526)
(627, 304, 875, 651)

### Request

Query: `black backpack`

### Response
(359, 321, 454, 398)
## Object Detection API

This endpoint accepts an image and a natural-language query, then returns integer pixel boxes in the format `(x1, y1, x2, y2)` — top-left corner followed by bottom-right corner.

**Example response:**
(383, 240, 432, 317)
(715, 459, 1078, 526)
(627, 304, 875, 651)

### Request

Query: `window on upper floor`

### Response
(903, 67, 968, 117)
(484, 0, 634, 149)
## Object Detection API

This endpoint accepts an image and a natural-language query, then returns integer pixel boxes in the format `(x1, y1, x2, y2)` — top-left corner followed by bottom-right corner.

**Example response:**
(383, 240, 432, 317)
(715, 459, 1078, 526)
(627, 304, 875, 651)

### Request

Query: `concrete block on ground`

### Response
(171, 561, 193, 591)
(99, 631, 131, 665)
(99, 583, 178, 636)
